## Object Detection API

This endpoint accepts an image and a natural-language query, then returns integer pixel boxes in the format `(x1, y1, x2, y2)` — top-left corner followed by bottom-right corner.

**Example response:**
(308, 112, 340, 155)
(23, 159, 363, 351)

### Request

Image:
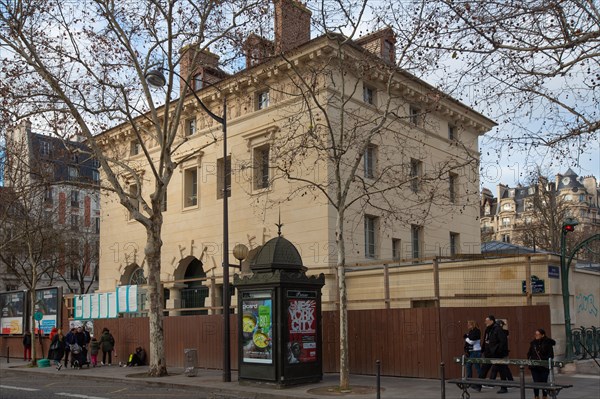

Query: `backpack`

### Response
(109, 334, 115, 346)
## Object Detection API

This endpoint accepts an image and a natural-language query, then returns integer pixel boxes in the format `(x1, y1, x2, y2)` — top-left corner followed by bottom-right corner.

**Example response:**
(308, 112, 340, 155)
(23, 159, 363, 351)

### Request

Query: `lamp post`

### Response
(146, 67, 233, 382)
(560, 217, 578, 359)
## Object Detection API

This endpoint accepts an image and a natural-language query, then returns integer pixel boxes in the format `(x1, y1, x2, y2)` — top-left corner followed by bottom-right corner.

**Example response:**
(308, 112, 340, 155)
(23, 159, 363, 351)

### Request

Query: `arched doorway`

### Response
(174, 256, 209, 316)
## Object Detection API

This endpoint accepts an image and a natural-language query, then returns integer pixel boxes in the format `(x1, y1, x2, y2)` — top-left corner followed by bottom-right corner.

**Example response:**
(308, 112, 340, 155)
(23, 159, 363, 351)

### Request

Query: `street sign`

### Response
(548, 265, 560, 279)
(34, 311, 43, 321)
(522, 275, 545, 294)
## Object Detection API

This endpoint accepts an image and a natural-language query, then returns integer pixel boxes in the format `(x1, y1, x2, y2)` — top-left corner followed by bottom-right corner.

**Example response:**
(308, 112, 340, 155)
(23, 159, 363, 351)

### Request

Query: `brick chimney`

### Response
(274, 0, 311, 54)
(355, 27, 396, 65)
(179, 44, 221, 95)
(244, 34, 274, 68)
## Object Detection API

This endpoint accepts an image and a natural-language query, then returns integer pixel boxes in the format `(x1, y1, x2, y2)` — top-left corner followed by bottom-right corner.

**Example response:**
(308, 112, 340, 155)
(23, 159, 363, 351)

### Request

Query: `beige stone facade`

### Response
(96, 5, 496, 314)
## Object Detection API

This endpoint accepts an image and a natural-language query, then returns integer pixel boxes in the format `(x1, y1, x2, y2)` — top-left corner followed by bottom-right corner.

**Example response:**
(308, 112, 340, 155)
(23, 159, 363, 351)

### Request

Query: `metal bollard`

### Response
(6, 346, 9, 363)
(376, 359, 381, 399)
(440, 362, 446, 399)
(519, 365, 525, 399)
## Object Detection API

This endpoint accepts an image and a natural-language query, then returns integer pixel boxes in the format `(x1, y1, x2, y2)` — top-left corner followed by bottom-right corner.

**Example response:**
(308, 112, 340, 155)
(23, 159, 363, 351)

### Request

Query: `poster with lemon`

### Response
(241, 291, 272, 364)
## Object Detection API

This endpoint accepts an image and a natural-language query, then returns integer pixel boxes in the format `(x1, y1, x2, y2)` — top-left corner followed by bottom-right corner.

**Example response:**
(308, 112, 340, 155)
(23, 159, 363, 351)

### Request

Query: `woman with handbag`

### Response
(527, 328, 556, 399)
(49, 329, 65, 370)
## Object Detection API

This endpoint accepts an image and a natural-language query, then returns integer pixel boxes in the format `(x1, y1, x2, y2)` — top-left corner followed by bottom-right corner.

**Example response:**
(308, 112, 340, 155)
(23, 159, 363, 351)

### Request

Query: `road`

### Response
(0, 368, 237, 399)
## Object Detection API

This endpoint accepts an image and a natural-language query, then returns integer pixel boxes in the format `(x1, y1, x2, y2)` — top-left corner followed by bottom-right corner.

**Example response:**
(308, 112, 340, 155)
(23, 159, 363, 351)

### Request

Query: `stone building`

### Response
(96, 0, 495, 313)
(480, 169, 600, 250)
(0, 121, 100, 294)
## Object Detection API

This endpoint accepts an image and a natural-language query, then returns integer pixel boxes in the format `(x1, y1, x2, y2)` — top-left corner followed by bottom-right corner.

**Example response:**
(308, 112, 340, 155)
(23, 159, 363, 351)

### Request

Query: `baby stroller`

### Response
(70, 343, 90, 369)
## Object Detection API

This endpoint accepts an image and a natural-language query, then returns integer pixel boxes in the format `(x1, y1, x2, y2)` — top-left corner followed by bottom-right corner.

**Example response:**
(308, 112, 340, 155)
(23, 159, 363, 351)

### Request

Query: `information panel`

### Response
(34, 287, 61, 334)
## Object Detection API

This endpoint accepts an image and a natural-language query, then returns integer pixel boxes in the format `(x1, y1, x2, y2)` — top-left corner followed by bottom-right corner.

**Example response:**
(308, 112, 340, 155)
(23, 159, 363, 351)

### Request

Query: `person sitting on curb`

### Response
(126, 346, 147, 367)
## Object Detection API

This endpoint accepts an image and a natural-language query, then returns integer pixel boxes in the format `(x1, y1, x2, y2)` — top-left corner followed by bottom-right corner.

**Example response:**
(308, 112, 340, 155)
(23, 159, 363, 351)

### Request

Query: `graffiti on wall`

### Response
(576, 293, 598, 317)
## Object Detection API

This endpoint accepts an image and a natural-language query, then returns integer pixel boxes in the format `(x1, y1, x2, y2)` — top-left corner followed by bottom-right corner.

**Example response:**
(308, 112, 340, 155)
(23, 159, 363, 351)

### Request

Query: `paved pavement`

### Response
(1, 359, 598, 398)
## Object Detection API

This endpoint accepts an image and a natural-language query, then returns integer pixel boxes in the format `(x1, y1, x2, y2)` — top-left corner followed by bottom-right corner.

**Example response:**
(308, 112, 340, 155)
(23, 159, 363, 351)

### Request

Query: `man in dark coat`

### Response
(472, 315, 511, 393)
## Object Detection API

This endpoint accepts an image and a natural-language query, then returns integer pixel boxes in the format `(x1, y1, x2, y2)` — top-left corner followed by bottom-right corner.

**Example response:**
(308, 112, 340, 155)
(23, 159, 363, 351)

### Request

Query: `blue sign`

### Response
(548, 265, 560, 279)
(522, 275, 545, 294)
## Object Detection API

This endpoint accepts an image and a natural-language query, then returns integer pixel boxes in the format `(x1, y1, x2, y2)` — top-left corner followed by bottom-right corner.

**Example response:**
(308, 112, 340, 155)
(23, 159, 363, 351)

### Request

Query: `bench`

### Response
(446, 356, 573, 399)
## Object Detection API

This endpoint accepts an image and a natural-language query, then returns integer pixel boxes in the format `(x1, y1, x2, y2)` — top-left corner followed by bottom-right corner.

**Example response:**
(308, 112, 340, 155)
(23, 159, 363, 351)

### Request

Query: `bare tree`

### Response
(0, 131, 67, 365)
(0, 0, 268, 376)
(415, 0, 599, 159)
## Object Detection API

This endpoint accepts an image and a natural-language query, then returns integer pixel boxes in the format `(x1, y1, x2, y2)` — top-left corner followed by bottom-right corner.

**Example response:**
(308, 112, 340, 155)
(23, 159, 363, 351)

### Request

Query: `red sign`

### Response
(287, 292, 317, 363)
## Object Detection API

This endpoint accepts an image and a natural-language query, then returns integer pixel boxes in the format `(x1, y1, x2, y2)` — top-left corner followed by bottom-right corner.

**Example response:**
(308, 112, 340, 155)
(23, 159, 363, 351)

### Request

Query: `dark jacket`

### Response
(100, 331, 115, 352)
(23, 333, 32, 347)
(464, 327, 481, 353)
(527, 336, 556, 369)
(75, 331, 87, 347)
(90, 340, 100, 355)
(482, 323, 508, 358)
(49, 334, 65, 361)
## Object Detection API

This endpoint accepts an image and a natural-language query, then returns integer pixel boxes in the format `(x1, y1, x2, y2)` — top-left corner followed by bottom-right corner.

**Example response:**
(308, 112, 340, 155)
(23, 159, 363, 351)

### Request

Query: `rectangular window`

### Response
(68, 166, 79, 181)
(129, 184, 139, 219)
(184, 168, 198, 207)
(364, 144, 377, 179)
(383, 40, 394, 61)
(410, 159, 422, 193)
(217, 156, 232, 199)
(44, 187, 53, 204)
(364, 215, 378, 258)
(392, 238, 401, 260)
(70, 190, 79, 207)
(448, 125, 455, 140)
(502, 234, 510, 243)
(254, 145, 270, 190)
(193, 74, 203, 91)
(411, 224, 422, 261)
(409, 106, 421, 126)
(186, 118, 197, 136)
(450, 232, 460, 256)
(363, 84, 375, 105)
(70, 214, 79, 231)
(92, 170, 100, 182)
(501, 217, 511, 227)
(94, 217, 100, 234)
(40, 141, 51, 156)
(257, 90, 270, 110)
(130, 140, 141, 156)
(449, 172, 458, 203)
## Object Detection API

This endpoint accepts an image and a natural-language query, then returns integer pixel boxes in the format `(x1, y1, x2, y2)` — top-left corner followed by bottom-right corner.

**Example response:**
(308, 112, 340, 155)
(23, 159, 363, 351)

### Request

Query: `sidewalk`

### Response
(1, 359, 598, 398)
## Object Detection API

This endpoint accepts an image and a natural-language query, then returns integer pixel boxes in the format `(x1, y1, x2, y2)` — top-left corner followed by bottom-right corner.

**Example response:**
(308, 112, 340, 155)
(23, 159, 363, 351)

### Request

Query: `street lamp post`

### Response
(146, 67, 233, 382)
(560, 218, 578, 359)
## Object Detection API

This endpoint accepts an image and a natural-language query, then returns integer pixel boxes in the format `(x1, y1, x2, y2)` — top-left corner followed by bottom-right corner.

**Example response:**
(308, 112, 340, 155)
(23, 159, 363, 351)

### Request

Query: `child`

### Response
(89, 336, 100, 367)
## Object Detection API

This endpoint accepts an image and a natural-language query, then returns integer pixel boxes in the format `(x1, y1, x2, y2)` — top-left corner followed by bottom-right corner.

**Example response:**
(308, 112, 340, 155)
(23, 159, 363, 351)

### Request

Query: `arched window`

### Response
(129, 267, 147, 286)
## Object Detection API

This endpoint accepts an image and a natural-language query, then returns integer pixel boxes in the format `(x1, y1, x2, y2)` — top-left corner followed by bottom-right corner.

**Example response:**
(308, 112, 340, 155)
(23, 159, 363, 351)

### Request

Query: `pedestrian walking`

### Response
(49, 329, 65, 370)
(527, 328, 556, 399)
(471, 315, 510, 394)
(90, 336, 100, 367)
(463, 320, 482, 378)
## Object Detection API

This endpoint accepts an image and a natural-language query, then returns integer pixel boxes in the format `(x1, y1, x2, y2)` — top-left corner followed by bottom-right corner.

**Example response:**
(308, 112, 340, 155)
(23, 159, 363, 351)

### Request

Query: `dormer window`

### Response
(40, 141, 51, 156)
(484, 204, 490, 215)
(509, 189, 515, 197)
(383, 39, 394, 62)
(502, 203, 512, 211)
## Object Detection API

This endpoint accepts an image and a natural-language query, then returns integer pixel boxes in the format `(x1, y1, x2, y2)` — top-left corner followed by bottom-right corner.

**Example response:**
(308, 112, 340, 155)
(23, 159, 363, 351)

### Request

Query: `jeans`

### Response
(466, 350, 481, 378)
(531, 367, 550, 397)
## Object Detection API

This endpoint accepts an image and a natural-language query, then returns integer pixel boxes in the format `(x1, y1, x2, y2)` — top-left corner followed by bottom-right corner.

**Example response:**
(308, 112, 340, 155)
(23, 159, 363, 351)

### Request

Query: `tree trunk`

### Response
(336, 210, 349, 390)
(29, 287, 37, 366)
(145, 225, 167, 376)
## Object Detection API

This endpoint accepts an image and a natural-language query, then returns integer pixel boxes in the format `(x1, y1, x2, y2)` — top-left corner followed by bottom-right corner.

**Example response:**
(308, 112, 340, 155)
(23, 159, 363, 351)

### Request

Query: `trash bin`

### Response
(184, 348, 198, 377)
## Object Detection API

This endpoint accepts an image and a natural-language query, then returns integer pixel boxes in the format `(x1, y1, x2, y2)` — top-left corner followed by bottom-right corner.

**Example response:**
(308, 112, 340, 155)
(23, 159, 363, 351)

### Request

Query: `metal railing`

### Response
(572, 326, 600, 359)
